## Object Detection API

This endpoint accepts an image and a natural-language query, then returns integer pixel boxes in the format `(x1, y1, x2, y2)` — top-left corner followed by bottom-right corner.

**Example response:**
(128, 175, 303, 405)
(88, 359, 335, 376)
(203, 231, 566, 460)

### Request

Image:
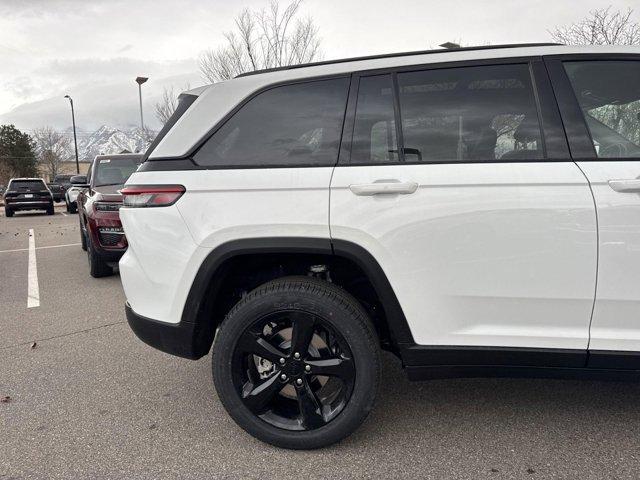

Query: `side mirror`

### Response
(70, 175, 89, 187)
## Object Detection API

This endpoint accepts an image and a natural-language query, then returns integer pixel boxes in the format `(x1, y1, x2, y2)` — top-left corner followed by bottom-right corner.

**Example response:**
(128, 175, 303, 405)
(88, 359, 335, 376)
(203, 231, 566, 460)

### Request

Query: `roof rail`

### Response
(235, 43, 564, 78)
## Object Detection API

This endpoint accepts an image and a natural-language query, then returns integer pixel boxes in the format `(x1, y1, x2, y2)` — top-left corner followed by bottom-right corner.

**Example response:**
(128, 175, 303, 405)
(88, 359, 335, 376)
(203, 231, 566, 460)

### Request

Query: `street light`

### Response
(135, 76, 148, 131)
(64, 94, 80, 174)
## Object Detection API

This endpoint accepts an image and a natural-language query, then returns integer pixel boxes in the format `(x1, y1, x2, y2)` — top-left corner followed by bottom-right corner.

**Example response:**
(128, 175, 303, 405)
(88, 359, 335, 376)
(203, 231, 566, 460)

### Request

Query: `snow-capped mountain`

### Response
(65, 125, 156, 162)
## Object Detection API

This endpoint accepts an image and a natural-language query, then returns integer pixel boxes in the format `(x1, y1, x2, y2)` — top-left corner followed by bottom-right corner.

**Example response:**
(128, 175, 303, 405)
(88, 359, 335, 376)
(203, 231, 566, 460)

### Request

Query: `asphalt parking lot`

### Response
(1, 206, 640, 479)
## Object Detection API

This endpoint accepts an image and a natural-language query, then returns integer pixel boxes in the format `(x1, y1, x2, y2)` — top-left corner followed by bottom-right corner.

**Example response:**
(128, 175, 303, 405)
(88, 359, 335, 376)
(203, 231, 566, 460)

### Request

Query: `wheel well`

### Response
(196, 252, 397, 354)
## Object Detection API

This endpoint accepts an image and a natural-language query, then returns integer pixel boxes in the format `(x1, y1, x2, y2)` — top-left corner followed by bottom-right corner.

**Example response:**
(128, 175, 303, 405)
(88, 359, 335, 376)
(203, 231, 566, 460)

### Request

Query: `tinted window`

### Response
(9, 180, 46, 191)
(93, 157, 141, 187)
(194, 78, 350, 167)
(350, 75, 399, 164)
(397, 64, 543, 162)
(564, 61, 640, 158)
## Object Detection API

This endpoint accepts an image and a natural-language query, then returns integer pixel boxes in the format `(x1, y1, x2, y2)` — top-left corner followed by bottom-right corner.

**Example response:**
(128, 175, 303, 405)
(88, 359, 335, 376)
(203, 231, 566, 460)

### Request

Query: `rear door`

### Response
(547, 56, 640, 358)
(330, 59, 597, 360)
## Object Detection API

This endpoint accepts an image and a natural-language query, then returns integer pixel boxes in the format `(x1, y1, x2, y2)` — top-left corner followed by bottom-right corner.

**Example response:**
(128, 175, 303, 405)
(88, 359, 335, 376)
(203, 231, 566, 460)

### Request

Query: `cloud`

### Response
(39, 56, 196, 79)
(3, 76, 42, 100)
(0, 0, 129, 18)
(2, 0, 638, 132)
(0, 70, 204, 131)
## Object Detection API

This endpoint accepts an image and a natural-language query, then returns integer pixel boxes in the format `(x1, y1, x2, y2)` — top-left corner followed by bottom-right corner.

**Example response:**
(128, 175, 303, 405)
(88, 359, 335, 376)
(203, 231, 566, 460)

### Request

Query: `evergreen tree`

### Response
(0, 124, 38, 181)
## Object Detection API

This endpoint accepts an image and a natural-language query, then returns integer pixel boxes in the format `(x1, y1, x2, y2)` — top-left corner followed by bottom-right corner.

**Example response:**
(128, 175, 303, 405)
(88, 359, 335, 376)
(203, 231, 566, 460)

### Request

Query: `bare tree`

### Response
(32, 127, 70, 181)
(550, 6, 640, 45)
(199, 0, 321, 82)
(154, 84, 190, 126)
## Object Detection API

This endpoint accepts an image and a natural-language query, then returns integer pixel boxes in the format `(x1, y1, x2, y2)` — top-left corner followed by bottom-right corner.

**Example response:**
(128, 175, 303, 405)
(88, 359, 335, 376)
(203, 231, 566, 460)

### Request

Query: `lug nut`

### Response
(279, 358, 285, 365)
(294, 352, 301, 359)
(305, 365, 311, 372)
(296, 378, 303, 386)
(280, 374, 288, 381)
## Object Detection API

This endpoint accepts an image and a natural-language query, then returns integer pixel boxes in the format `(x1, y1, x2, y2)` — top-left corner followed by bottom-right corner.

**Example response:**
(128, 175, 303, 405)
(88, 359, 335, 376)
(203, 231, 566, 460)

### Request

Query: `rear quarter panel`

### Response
(119, 168, 333, 323)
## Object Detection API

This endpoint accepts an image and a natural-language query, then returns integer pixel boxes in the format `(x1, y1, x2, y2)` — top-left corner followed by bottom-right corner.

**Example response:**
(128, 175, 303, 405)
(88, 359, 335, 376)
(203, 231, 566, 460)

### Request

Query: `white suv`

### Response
(119, 43, 640, 449)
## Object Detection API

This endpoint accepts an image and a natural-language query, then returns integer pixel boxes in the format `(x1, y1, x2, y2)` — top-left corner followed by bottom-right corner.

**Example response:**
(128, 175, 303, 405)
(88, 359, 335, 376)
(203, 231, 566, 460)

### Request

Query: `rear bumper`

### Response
(125, 302, 211, 360)
(6, 201, 52, 210)
(86, 211, 127, 254)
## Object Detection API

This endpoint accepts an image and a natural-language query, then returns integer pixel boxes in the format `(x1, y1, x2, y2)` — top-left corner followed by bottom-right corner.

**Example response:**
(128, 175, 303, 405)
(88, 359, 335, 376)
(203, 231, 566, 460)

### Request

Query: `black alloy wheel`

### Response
(233, 310, 356, 431)
(213, 276, 380, 449)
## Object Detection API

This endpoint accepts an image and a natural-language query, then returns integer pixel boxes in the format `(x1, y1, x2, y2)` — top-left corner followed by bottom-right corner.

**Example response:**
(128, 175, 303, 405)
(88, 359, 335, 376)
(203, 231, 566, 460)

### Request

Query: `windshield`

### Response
(9, 180, 46, 191)
(93, 157, 141, 187)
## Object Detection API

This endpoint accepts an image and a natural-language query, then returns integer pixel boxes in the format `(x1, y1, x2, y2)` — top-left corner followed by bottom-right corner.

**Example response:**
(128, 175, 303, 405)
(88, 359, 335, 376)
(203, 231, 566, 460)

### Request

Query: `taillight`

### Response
(120, 185, 185, 208)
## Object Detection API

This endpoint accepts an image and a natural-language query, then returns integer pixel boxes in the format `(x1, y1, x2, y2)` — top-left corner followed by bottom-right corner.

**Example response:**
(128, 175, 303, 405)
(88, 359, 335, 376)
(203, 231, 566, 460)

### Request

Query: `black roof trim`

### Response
(235, 43, 564, 78)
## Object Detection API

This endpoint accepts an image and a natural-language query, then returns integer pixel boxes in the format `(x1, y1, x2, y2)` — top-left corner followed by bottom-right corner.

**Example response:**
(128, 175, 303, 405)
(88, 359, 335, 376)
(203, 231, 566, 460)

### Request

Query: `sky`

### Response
(0, 0, 638, 132)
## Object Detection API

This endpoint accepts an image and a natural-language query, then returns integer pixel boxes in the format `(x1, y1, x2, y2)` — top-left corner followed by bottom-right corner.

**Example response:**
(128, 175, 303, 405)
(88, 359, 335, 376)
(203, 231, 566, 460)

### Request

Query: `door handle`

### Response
(349, 181, 418, 196)
(608, 179, 640, 193)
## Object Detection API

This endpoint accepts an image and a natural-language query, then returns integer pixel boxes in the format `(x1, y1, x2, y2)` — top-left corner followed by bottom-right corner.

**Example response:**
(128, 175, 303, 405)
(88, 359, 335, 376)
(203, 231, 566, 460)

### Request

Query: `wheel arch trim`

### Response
(181, 237, 415, 357)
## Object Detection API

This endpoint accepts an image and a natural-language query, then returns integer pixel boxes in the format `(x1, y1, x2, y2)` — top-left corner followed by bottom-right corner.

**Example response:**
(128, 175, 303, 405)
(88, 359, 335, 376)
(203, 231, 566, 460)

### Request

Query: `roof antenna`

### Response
(439, 42, 461, 49)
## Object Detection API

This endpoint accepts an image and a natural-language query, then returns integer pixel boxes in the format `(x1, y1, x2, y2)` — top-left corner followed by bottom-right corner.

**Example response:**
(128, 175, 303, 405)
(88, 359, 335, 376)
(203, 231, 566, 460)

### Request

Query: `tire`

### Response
(86, 235, 112, 278)
(46, 203, 54, 215)
(5, 208, 13, 217)
(212, 276, 380, 450)
(79, 216, 87, 251)
(69, 203, 77, 214)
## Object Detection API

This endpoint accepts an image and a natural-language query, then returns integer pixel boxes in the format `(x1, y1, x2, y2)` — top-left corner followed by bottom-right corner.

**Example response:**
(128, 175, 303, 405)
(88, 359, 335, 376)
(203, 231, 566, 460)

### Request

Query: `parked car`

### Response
(51, 174, 73, 203)
(119, 43, 640, 449)
(3, 178, 54, 217)
(47, 183, 66, 202)
(75, 153, 142, 277)
(65, 186, 82, 213)
(53, 174, 73, 188)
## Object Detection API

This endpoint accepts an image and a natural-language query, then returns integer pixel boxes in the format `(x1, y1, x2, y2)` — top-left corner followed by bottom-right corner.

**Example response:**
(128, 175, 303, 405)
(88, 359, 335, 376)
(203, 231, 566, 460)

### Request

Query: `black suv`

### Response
(3, 178, 54, 217)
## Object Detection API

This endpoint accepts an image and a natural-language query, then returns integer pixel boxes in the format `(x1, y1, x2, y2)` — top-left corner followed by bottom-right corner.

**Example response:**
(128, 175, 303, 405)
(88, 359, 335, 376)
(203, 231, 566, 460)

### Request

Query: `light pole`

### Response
(64, 94, 80, 174)
(135, 76, 148, 131)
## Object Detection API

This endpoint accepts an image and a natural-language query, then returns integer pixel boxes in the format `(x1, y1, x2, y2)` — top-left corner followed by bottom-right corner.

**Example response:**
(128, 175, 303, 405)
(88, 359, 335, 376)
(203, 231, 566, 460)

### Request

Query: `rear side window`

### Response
(9, 180, 46, 191)
(398, 64, 543, 162)
(193, 78, 350, 168)
(350, 74, 399, 164)
(564, 60, 640, 158)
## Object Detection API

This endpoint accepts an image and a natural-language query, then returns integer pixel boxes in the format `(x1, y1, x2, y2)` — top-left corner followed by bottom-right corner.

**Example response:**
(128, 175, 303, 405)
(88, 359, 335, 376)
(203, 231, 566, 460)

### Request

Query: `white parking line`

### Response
(27, 229, 40, 308)
(61, 212, 68, 217)
(0, 243, 81, 254)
